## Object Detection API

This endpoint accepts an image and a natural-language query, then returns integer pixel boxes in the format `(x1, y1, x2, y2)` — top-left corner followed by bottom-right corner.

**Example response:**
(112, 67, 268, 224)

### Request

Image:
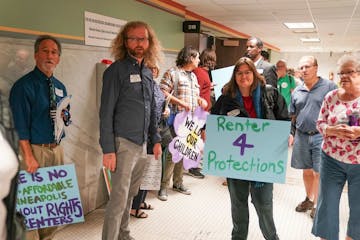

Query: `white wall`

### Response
(0, 36, 178, 214)
(280, 51, 344, 83)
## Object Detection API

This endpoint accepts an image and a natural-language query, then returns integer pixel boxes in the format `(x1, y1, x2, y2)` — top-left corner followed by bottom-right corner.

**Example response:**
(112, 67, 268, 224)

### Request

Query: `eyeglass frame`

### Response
(126, 37, 149, 43)
(337, 70, 360, 78)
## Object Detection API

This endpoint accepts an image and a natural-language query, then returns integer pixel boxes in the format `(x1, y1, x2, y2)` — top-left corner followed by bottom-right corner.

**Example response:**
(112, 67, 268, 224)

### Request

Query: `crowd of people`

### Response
(1, 19, 359, 240)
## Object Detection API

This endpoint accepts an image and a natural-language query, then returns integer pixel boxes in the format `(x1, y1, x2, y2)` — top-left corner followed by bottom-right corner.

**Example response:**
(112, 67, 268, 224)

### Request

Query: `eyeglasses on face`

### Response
(337, 70, 359, 78)
(126, 37, 149, 43)
(236, 71, 252, 76)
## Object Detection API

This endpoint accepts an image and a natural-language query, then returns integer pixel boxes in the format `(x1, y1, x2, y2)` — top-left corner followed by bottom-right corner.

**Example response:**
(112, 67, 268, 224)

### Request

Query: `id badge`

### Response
(130, 74, 141, 83)
(55, 88, 64, 97)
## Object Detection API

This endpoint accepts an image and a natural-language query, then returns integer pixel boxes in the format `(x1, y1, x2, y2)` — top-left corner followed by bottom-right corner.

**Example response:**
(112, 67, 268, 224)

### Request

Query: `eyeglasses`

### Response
(126, 37, 149, 43)
(236, 71, 252, 76)
(337, 70, 359, 78)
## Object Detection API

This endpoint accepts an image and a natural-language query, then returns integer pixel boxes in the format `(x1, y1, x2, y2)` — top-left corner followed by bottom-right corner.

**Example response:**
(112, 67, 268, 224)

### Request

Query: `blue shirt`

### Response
(290, 77, 337, 132)
(9, 67, 68, 144)
(99, 55, 161, 154)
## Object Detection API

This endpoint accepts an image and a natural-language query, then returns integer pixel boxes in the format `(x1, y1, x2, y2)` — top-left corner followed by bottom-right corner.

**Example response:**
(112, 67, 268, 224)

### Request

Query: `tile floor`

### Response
(53, 151, 349, 240)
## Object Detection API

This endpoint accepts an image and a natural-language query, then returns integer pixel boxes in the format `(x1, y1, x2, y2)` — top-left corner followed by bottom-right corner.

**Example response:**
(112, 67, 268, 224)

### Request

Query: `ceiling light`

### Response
(284, 22, 315, 29)
(292, 29, 317, 34)
(300, 38, 320, 43)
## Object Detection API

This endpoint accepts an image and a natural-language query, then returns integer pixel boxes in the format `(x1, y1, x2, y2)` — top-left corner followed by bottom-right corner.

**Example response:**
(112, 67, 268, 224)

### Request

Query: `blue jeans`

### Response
(312, 151, 360, 240)
(227, 178, 279, 240)
(291, 131, 323, 172)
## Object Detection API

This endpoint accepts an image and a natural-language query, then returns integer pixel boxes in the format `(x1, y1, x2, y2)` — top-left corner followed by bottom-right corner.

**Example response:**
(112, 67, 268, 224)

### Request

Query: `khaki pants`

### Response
(161, 149, 184, 189)
(102, 137, 147, 240)
(20, 144, 64, 240)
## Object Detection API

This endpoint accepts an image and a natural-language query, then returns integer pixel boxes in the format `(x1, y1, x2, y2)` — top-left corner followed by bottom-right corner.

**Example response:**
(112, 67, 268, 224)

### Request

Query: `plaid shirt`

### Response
(160, 66, 200, 112)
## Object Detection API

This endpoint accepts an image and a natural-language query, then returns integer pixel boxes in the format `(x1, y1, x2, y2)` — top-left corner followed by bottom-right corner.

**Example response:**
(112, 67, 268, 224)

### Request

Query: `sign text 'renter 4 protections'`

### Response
(203, 115, 290, 183)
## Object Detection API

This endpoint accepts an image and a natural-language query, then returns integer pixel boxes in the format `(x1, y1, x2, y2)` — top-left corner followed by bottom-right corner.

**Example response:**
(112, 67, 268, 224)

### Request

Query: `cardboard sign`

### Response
(203, 115, 290, 183)
(16, 164, 84, 230)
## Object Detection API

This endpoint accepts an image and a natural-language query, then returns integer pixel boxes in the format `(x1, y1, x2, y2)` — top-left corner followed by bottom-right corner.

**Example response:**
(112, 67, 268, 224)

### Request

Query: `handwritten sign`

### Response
(168, 107, 208, 170)
(140, 155, 162, 190)
(203, 115, 290, 183)
(16, 164, 84, 230)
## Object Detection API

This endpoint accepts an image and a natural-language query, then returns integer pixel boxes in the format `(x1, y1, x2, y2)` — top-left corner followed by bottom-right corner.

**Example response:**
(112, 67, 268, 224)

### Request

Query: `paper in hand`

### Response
(55, 95, 72, 144)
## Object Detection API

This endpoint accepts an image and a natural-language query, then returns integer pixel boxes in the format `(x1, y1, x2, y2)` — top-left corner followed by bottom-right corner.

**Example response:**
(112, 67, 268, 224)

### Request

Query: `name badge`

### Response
(130, 74, 141, 83)
(256, 68, 264, 74)
(55, 88, 64, 97)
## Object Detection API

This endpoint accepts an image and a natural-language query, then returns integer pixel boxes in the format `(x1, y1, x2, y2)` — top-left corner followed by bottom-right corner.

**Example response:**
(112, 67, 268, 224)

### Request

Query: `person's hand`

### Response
(24, 155, 40, 174)
(183, 103, 191, 112)
(329, 125, 360, 140)
(103, 153, 117, 172)
(162, 106, 170, 118)
(198, 97, 208, 110)
(153, 143, 162, 160)
(288, 134, 294, 146)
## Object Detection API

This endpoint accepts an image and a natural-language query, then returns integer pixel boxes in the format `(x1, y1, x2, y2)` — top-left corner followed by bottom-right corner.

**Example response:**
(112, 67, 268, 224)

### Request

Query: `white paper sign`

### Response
(140, 155, 162, 190)
(84, 11, 126, 47)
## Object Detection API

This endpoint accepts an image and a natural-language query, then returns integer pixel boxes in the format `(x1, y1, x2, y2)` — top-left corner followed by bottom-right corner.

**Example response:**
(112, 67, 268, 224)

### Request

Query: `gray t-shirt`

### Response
(290, 77, 337, 133)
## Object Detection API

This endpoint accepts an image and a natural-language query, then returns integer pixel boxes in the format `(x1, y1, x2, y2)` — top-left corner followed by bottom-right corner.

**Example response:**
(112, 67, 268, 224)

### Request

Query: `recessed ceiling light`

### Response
(284, 22, 315, 29)
(300, 38, 320, 43)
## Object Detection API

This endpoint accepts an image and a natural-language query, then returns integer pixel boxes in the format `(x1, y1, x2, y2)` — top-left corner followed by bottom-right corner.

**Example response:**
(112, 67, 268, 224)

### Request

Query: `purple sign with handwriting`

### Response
(168, 107, 208, 170)
(16, 164, 84, 230)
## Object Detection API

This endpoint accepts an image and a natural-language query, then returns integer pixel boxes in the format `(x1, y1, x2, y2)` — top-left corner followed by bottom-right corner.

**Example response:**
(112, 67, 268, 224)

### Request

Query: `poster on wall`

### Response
(203, 115, 290, 183)
(84, 11, 127, 47)
(16, 164, 84, 230)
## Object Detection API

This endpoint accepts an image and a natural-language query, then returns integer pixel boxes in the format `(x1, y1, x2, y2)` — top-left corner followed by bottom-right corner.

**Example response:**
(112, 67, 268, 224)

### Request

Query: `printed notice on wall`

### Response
(16, 164, 84, 230)
(84, 11, 126, 47)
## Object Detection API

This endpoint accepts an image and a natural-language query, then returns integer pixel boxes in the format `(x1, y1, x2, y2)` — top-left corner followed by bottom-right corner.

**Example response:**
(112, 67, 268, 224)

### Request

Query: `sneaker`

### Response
(172, 184, 191, 195)
(310, 207, 316, 219)
(158, 188, 168, 201)
(187, 168, 205, 179)
(295, 197, 314, 212)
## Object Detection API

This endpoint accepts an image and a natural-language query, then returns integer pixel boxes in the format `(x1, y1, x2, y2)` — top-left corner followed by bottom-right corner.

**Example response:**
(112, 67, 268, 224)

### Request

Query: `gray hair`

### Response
(337, 52, 360, 72)
(34, 35, 62, 56)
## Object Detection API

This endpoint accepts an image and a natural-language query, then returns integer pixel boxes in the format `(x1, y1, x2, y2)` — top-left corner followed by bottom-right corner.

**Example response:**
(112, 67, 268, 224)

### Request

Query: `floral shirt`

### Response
(317, 89, 360, 164)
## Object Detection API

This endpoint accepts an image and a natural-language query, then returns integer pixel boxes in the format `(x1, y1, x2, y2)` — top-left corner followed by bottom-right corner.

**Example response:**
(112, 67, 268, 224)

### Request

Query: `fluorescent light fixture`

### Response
(300, 38, 320, 42)
(292, 29, 317, 34)
(284, 22, 315, 29)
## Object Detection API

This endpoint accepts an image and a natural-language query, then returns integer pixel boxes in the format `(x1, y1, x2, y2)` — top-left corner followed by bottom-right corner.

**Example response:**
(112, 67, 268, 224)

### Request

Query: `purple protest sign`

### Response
(168, 107, 208, 170)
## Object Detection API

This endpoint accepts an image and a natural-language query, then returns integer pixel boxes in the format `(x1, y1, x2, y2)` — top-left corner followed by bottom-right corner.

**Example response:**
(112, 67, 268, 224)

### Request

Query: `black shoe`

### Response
(187, 168, 205, 179)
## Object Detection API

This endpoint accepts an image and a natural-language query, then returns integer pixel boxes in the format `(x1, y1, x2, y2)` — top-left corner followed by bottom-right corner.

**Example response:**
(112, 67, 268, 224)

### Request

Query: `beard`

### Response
(128, 47, 147, 59)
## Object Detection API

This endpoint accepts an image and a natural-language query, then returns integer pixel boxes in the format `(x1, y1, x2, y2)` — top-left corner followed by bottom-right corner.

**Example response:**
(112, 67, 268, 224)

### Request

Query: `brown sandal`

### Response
(130, 209, 148, 218)
(140, 202, 154, 210)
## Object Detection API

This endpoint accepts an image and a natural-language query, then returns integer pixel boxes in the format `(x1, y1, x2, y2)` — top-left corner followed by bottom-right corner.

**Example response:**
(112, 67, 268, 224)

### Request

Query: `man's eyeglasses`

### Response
(126, 37, 149, 43)
(337, 70, 359, 78)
